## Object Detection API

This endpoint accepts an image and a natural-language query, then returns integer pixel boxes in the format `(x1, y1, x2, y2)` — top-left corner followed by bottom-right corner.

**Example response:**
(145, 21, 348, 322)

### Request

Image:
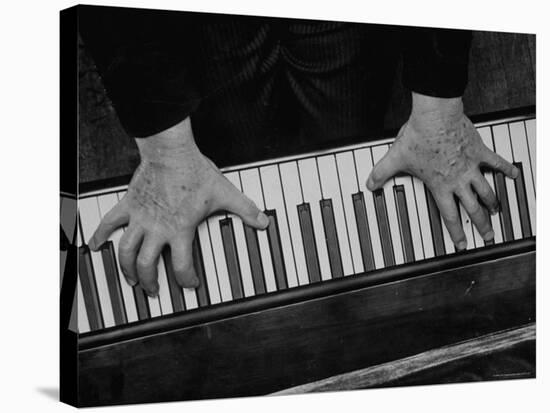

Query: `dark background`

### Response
(78, 29, 535, 184)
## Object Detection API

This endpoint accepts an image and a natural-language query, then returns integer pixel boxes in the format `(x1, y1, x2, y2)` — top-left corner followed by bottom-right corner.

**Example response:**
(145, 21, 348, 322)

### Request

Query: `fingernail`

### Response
(126, 277, 138, 287)
(490, 208, 499, 216)
(145, 283, 159, 297)
(88, 238, 97, 251)
(512, 167, 519, 179)
(457, 241, 467, 251)
(366, 177, 375, 191)
(483, 230, 494, 242)
(188, 277, 200, 289)
(257, 211, 269, 228)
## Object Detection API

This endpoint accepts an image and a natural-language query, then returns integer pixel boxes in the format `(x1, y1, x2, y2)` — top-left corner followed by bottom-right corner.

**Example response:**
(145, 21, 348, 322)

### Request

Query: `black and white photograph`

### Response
(57, 1, 538, 408)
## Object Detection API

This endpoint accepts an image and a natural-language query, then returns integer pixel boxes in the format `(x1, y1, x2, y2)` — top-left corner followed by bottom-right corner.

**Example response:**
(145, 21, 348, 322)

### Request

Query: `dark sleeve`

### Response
(402, 27, 472, 98)
(78, 5, 200, 138)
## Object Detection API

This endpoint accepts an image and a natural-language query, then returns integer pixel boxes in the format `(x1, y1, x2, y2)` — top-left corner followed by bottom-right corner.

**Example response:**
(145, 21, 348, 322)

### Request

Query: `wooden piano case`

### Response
(74, 238, 534, 406)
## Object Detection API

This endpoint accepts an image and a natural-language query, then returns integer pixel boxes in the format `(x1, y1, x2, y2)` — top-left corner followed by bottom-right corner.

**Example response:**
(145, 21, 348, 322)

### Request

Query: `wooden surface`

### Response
(77, 245, 535, 406)
(78, 30, 535, 184)
(273, 323, 535, 394)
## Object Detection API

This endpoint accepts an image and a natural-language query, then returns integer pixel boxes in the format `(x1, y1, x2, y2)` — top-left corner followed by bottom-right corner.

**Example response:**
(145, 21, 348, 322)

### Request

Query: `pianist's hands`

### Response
(367, 92, 518, 250)
(88, 118, 270, 296)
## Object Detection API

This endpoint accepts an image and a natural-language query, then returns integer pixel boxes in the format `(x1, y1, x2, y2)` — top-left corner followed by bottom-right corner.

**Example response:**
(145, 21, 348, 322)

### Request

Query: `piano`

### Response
(60, 108, 536, 406)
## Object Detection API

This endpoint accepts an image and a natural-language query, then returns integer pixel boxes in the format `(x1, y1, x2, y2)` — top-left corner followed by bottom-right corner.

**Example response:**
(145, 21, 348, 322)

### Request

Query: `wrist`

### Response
(410, 92, 463, 124)
(135, 117, 199, 165)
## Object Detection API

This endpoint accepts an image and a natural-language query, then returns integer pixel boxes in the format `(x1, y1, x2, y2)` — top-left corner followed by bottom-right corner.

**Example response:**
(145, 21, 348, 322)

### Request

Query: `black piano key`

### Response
(352, 192, 375, 271)
(78, 245, 104, 331)
(243, 225, 266, 295)
(373, 189, 395, 267)
(220, 218, 245, 299)
(320, 199, 344, 278)
(264, 210, 288, 290)
(513, 162, 532, 238)
(100, 241, 127, 325)
(494, 172, 514, 241)
(394, 185, 415, 263)
(297, 203, 321, 283)
(424, 187, 446, 257)
(163, 248, 186, 313)
(192, 234, 211, 307)
(133, 287, 150, 321)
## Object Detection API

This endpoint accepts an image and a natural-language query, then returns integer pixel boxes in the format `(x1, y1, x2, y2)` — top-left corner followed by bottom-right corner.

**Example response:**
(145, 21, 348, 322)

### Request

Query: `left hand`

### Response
(366, 92, 518, 250)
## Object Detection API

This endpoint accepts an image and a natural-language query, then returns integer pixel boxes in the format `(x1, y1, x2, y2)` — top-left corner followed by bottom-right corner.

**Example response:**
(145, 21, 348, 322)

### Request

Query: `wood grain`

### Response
(273, 323, 535, 394)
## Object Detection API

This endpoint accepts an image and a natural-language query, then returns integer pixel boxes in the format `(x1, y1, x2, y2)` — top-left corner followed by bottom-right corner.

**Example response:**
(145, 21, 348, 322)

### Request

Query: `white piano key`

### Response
(197, 222, 222, 305)
(298, 158, 332, 280)
(317, 155, 355, 276)
(335, 151, 365, 274)
(96, 193, 138, 323)
(509, 121, 536, 236)
(116, 192, 162, 318)
(260, 165, 299, 288)
(411, 177, 435, 259)
(353, 147, 384, 269)
(478, 127, 504, 244)
(208, 215, 234, 302)
(371, 145, 404, 265)
(472, 218, 485, 248)
(492, 124, 523, 240)
(77, 275, 90, 334)
(156, 255, 174, 315)
(224, 173, 256, 296)
(78, 197, 116, 328)
(525, 119, 536, 189)
(240, 169, 277, 292)
(458, 203, 476, 250)
(395, 176, 425, 261)
(279, 162, 310, 286)
(441, 216, 456, 254)
(183, 287, 199, 310)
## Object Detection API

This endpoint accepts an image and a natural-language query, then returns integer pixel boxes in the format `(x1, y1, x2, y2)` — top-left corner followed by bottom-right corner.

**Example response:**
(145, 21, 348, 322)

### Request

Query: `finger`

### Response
(366, 148, 401, 191)
(471, 174, 499, 215)
(169, 236, 199, 289)
(432, 190, 467, 250)
(456, 185, 494, 242)
(136, 234, 164, 297)
(481, 149, 519, 179)
(118, 226, 144, 287)
(89, 201, 129, 251)
(218, 180, 269, 230)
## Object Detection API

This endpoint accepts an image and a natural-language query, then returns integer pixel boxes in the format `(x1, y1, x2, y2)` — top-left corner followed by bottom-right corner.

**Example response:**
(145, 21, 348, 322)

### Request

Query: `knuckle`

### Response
(118, 240, 133, 256)
(443, 211, 460, 225)
(468, 202, 482, 216)
(479, 186, 492, 199)
(173, 261, 191, 275)
(136, 254, 156, 271)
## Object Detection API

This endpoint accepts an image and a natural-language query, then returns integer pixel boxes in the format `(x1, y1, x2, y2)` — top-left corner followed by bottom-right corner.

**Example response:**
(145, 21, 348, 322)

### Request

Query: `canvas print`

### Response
(60, 4, 536, 407)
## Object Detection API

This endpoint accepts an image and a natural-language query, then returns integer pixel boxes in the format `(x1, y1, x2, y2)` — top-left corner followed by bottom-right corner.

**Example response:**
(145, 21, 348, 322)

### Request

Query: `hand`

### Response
(367, 93, 518, 250)
(88, 118, 269, 296)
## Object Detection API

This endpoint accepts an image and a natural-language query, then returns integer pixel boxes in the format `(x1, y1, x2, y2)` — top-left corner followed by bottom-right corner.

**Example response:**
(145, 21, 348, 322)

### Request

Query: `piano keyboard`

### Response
(66, 114, 536, 334)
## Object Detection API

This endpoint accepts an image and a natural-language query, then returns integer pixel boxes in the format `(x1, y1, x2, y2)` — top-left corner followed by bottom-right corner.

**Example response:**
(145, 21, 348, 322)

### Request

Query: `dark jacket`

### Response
(79, 5, 471, 164)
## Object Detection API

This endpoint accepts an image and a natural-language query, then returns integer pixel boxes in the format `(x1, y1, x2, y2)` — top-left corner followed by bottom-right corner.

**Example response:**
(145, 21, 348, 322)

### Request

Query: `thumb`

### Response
(366, 149, 401, 191)
(218, 182, 269, 230)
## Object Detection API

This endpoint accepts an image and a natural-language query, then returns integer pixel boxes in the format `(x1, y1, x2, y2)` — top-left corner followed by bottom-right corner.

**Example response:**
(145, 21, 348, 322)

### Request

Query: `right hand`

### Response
(88, 118, 269, 296)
